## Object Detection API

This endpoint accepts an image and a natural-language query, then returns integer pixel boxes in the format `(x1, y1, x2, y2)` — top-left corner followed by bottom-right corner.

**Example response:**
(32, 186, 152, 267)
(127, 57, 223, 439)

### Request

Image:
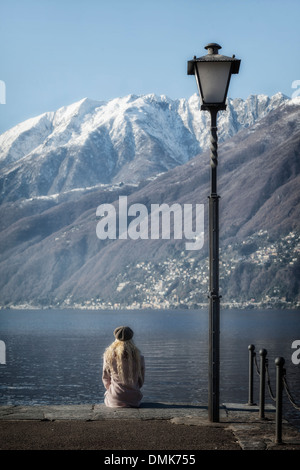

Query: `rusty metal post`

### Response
(259, 349, 267, 419)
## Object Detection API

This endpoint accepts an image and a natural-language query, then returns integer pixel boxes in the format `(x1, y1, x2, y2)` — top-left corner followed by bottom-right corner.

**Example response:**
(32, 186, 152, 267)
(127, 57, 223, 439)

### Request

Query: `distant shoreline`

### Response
(1, 302, 299, 311)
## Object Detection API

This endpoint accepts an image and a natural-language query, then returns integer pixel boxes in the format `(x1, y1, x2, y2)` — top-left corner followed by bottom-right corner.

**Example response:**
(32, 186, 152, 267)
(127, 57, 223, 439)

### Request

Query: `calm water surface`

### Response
(0, 308, 299, 427)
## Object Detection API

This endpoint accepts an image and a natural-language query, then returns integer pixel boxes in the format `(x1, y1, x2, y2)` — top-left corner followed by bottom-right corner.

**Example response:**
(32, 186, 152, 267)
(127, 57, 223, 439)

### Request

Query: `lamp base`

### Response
(201, 104, 227, 111)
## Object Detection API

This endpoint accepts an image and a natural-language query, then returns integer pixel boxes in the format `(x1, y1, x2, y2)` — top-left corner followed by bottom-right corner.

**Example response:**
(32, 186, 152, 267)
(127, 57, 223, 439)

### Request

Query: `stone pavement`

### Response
(0, 402, 299, 451)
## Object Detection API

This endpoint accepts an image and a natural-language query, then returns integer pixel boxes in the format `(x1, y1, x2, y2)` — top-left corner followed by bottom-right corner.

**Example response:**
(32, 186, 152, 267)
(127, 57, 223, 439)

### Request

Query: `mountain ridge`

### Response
(0, 92, 289, 204)
(0, 96, 299, 309)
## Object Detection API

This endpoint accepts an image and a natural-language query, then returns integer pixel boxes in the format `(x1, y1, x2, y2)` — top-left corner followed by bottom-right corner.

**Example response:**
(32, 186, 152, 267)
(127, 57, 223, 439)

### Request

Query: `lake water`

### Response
(0, 308, 299, 428)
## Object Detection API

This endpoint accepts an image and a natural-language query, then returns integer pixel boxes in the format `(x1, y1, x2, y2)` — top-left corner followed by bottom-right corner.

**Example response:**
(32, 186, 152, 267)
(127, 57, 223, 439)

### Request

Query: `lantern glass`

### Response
(195, 61, 232, 105)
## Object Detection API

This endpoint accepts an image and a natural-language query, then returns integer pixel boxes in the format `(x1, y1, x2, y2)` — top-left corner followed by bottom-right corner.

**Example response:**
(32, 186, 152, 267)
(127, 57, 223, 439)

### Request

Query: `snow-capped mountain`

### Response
(0, 92, 289, 202)
(0, 96, 299, 308)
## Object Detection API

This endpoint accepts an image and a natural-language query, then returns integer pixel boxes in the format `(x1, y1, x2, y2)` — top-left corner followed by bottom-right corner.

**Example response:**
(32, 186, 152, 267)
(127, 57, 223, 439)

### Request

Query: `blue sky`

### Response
(1, 0, 299, 133)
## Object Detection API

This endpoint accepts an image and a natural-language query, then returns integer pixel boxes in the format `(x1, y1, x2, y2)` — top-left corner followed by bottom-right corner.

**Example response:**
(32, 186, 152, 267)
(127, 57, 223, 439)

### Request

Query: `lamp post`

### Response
(188, 43, 240, 423)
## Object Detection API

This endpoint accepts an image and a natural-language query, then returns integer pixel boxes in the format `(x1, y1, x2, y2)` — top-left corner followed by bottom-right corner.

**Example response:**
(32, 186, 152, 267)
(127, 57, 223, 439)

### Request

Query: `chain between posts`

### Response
(254, 353, 260, 375)
(265, 359, 276, 402)
(248, 345, 300, 444)
(282, 374, 300, 411)
(249, 345, 300, 412)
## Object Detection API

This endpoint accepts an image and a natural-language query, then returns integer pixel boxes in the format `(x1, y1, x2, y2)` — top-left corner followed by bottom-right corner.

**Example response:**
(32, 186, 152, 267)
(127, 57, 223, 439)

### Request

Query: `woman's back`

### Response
(102, 326, 145, 408)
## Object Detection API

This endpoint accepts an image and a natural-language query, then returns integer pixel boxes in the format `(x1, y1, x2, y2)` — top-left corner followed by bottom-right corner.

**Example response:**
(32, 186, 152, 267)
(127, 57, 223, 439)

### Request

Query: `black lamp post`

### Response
(188, 43, 241, 423)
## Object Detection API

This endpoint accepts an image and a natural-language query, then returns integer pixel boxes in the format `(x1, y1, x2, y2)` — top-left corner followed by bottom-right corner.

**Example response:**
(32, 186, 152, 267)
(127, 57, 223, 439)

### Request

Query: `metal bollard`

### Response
(247, 345, 256, 405)
(259, 349, 267, 419)
(275, 357, 285, 444)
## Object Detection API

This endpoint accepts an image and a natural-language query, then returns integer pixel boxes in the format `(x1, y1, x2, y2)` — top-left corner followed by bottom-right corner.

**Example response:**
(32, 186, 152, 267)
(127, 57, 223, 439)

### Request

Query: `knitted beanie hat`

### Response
(114, 326, 134, 342)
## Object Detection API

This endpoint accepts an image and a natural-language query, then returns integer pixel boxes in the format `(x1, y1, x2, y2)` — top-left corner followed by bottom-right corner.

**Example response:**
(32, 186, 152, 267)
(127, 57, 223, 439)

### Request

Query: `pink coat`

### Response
(102, 354, 145, 408)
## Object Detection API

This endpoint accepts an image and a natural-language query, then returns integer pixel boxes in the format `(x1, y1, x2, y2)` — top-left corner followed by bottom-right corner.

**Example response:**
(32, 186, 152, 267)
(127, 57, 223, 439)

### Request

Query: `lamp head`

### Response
(188, 43, 241, 111)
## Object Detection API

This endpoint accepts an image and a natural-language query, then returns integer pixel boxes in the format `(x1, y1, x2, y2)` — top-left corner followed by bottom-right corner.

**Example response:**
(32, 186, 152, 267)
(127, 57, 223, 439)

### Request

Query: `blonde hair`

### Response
(103, 339, 143, 385)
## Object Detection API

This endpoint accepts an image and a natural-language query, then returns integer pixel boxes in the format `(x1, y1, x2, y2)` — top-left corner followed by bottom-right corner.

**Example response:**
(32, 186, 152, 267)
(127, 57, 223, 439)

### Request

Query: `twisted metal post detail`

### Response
(210, 125, 218, 169)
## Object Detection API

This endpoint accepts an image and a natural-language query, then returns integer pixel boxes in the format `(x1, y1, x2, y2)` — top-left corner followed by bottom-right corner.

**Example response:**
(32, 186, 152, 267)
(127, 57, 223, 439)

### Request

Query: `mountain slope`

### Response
(0, 93, 288, 203)
(0, 97, 299, 308)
